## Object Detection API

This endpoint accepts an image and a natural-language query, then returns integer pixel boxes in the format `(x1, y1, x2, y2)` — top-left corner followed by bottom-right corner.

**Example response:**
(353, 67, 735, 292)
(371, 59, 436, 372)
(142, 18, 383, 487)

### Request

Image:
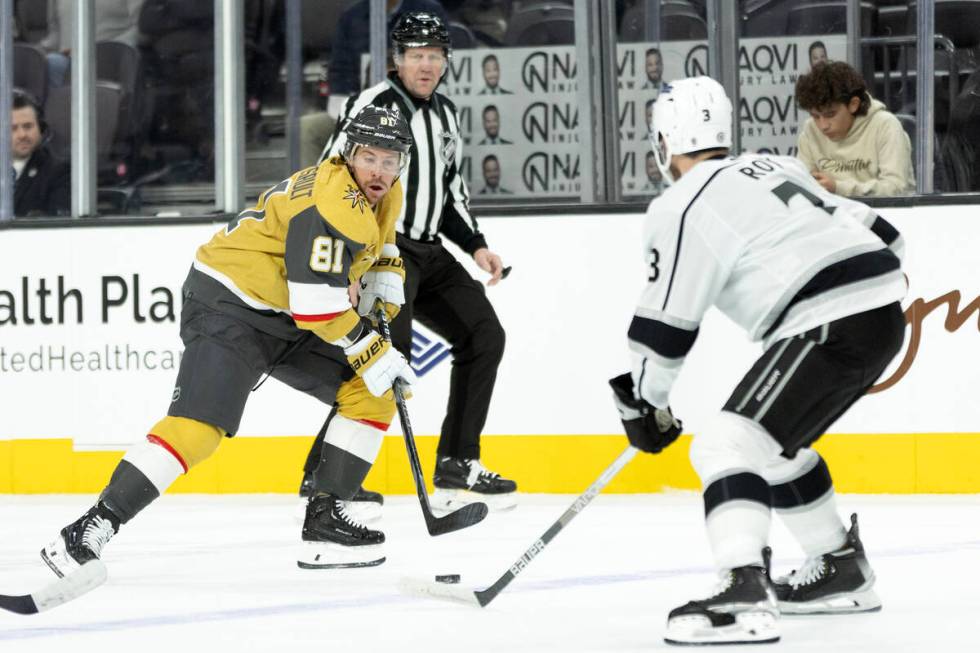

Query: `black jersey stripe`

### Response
(420, 106, 438, 241)
(628, 315, 699, 359)
(870, 214, 900, 247)
(763, 248, 901, 339)
(661, 163, 740, 312)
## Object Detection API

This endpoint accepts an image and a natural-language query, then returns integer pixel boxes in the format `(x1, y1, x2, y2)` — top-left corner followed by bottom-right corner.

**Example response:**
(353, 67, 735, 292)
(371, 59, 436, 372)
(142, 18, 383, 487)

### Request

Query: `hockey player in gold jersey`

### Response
(38, 107, 418, 595)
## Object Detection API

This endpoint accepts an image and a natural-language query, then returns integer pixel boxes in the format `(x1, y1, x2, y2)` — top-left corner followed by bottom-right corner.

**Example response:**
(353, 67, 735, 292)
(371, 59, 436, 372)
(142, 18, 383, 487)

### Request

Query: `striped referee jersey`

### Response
(320, 72, 488, 254)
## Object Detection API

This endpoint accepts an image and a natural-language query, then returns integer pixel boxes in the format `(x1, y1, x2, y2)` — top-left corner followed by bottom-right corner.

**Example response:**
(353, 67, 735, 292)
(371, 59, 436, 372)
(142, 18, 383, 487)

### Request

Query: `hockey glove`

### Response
(344, 330, 416, 398)
(358, 244, 406, 323)
(609, 372, 682, 453)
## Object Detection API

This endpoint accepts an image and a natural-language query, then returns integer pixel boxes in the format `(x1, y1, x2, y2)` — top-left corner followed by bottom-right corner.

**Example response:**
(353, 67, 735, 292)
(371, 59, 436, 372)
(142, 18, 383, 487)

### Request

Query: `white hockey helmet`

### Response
(650, 76, 733, 184)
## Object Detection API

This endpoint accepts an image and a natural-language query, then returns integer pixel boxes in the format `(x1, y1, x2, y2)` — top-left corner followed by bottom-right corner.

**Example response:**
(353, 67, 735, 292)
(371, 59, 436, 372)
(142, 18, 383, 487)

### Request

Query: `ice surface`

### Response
(0, 494, 976, 652)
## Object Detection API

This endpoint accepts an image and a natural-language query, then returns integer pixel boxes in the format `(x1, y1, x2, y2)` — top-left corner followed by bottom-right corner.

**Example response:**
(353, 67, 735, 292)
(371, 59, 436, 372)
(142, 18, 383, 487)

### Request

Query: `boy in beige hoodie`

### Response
(796, 61, 914, 197)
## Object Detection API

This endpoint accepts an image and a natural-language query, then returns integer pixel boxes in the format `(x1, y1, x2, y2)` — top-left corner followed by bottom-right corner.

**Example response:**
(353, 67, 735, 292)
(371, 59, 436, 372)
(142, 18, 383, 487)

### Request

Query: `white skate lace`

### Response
(784, 557, 827, 588)
(703, 570, 736, 600)
(334, 502, 367, 531)
(465, 459, 500, 487)
(81, 515, 115, 556)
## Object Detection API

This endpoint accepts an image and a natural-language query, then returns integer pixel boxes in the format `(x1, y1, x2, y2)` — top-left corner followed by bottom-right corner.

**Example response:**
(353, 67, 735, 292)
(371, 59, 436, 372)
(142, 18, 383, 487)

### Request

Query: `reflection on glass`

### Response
(615, 0, 709, 198)
(446, 0, 584, 201)
(93, 1, 217, 215)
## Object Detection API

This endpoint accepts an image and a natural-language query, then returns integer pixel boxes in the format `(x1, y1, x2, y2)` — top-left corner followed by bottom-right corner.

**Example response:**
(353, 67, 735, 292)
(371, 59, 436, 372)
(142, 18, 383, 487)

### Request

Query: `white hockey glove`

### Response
(358, 244, 406, 322)
(344, 330, 416, 398)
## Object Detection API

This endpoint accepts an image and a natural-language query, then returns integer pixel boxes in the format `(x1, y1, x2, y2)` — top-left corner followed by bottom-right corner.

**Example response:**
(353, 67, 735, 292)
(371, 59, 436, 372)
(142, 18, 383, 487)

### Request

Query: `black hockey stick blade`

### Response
(393, 380, 489, 536)
(0, 593, 38, 615)
(400, 446, 638, 607)
(374, 302, 489, 537)
(0, 560, 107, 615)
(424, 500, 489, 536)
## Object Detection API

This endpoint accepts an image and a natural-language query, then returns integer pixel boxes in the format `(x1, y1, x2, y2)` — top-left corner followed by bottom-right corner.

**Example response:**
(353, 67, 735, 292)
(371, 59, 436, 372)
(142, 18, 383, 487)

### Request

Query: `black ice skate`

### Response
(298, 473, 384, 524)
(41, 502, 119, 579)
(665, 549, 779, 646)
(297, 494, 385, 569)
(774, 513, 881, 614)
(431, 456, 518, 512)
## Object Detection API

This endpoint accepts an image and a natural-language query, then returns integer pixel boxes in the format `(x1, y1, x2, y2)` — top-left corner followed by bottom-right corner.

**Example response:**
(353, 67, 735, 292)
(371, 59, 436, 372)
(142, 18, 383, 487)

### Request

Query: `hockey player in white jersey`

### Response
(609, 77, 907, 646)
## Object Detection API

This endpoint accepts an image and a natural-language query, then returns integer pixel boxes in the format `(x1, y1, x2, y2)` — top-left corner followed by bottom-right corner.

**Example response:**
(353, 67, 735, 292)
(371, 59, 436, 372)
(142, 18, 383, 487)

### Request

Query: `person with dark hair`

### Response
(479, 104, 512, 145)
(795, 61, 913, 197)
(808, 40, 828, 68)
(478, 54, 512, 95)
(313, 11, 517, 515)
(34, 106, 418, 598)
(643, 47, 663, 89)
(11, 91, 69, 217)
(479, 154, 512, 194)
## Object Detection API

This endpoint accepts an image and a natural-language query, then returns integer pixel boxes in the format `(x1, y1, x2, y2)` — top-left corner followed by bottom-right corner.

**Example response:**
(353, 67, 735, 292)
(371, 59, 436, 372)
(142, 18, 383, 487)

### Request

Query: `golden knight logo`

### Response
(343, 184, 368, 213)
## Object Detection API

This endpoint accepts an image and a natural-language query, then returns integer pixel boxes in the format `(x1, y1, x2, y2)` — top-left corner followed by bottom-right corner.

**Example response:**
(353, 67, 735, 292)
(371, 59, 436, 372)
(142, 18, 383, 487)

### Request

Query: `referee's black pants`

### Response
(390, 234, 506, 460)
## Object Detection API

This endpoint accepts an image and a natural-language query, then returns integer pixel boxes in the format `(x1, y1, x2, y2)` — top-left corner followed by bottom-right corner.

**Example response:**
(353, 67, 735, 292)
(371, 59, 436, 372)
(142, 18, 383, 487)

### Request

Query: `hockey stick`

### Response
(0, 560, 107, 615)
(400, 445, 638, 606)
(374, 304, 489, 536)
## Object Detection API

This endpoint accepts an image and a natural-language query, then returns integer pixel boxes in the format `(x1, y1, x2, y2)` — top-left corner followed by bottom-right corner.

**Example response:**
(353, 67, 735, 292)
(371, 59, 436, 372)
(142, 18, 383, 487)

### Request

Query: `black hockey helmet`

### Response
(390, 11, 452, 58)
(344, 105, 413, 154)
(342, 105, 413, 174)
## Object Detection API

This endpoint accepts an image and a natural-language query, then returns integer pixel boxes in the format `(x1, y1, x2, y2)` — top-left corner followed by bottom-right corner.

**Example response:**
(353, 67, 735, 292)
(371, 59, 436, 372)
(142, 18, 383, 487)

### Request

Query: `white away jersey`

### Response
(629, 153, 906, 408)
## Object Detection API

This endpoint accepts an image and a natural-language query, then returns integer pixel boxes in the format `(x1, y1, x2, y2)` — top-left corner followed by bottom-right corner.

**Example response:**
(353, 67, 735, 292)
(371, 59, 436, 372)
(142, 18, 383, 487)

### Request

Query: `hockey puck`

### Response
(434, 574, 461, 584)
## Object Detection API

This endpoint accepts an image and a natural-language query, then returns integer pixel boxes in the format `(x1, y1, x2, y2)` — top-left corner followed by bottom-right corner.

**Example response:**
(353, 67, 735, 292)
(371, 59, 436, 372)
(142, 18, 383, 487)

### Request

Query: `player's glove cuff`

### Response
(609, 373, 683, 454)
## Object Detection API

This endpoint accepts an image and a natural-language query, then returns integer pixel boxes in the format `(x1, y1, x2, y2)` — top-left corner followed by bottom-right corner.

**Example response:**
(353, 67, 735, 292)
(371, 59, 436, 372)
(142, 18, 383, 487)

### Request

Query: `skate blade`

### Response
(779, 587, 882, 615)
(40, 536, 78, 579)
(665, 611, 780, 646)
(296, 542, 385, 570)
(430, 489, 518, 514)
(293, 499, 382, 525)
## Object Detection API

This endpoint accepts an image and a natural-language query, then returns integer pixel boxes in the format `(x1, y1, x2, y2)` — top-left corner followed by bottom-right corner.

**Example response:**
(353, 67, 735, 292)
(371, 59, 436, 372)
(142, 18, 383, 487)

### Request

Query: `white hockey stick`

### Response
(400, 446, 638, 607)
(0, 560, 107, 615)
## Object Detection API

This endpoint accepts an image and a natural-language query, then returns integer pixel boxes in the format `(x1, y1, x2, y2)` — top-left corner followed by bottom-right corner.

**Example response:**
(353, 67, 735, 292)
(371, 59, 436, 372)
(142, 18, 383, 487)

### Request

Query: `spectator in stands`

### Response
(40, 0, 143, 88)
(808, 41, 828, 68)
(642, 47, 663, 89)
(795, 61, 914, 197)
(11, 91, 70, 217)
(479, 105, 512, 145)
(479, 54, 512, 95)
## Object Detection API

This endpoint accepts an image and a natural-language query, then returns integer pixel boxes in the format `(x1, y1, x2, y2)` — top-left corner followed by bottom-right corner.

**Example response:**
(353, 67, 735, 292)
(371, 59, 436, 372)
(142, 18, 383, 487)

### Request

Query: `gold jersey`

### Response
(193, 157, 402, 344)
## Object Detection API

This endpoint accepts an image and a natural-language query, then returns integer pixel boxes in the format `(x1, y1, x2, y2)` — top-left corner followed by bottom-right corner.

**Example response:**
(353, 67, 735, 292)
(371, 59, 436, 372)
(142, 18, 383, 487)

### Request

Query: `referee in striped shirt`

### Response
(305, 11, 517, 510)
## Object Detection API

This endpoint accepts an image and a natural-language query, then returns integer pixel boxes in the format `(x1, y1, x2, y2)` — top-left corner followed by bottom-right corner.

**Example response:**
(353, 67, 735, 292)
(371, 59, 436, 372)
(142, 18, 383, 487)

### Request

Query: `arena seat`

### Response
(14, 0, 48, 44)
(504, 2, 575, 46)
(13, 43, 48, 106)
(785, 1, 875, 36)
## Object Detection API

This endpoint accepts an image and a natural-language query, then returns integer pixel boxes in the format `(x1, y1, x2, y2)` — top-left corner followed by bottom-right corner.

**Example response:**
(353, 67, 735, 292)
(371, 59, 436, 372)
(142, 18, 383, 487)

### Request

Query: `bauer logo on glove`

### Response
(608, 372, 683, 453)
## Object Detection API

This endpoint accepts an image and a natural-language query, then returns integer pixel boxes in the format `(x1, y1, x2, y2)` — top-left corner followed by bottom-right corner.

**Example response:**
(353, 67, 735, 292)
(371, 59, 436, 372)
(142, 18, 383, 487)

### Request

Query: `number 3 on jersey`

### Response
(648, 247, 661, 282)
(310, 236, 345, 274)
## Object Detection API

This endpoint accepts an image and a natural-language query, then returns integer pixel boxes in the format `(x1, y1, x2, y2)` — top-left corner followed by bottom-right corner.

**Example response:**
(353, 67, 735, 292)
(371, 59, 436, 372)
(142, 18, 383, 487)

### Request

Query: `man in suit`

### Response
(12, 91, 69, 218)
(478, 54, 512, 95)
(479, 154, 512, 194)
(479, 105, 512, 145)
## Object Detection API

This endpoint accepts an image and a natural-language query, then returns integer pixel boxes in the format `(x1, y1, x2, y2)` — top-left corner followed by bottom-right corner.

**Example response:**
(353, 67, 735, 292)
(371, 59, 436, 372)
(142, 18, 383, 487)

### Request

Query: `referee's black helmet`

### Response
(390, 12, 452, 58)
